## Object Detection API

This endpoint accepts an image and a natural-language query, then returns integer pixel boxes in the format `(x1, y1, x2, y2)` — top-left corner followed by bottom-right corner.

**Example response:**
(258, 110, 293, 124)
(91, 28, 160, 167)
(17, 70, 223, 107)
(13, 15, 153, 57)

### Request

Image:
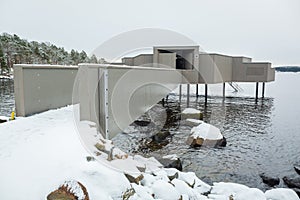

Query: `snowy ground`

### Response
(0, 105, 299, 200)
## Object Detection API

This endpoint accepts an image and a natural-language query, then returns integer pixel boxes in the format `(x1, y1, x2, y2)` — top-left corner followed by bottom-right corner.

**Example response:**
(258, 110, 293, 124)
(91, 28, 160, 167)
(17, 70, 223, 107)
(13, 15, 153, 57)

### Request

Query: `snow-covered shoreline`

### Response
(0, 106, 298, 200)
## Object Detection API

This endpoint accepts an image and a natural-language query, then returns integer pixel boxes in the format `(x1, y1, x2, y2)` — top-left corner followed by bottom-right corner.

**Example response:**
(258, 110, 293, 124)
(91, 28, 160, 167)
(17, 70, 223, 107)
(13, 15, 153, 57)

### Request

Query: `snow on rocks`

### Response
(185, 118, 203, 126)
(265, 188, 300, 200)
(181, 108, 203, 120)
(186, 121, 226, 147)
(151, 180, 181, 200)
(1, 105, 299, 200)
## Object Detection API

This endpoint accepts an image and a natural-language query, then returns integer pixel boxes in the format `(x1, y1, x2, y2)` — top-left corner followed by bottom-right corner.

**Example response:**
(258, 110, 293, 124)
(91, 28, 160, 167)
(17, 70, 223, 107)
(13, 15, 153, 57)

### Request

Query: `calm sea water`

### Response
(113, 72, 300, 190)
(1, 73, 299, 190)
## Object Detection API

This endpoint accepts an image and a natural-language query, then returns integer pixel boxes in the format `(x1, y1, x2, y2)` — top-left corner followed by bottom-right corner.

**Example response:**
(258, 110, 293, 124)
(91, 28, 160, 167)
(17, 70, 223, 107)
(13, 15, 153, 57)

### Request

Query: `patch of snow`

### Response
(265, 188, 299, 200)
(131, 183, 154, 200)
(235, 188, 266, 200)
(152, 180, 181, 200)
(186, 118, 203, 124)
(171, 179, 208, 199)
(0, 116, 9, 121)
(182, 108, 201, 114)
(162, 154, 178, 160)
(0, 106, 130, 199)
(210, 182, 249, 197)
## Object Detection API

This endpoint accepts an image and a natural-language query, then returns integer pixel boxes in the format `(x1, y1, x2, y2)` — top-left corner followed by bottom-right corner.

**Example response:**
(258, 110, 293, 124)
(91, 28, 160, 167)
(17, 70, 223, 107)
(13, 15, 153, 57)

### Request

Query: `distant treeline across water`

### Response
(275, 66, 300, 72)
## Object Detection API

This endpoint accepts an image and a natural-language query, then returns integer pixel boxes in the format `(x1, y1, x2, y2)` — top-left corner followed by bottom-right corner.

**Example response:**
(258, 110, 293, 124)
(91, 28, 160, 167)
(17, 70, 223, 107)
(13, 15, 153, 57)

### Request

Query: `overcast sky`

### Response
(0, 0, 299, 66)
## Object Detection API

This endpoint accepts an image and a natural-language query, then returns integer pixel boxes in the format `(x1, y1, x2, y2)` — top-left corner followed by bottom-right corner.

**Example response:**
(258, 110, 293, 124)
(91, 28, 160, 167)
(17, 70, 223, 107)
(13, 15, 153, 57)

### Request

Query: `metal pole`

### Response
(222, 82, 225, 100)
(205, 84, 208, 105)
(255, 82, 259, 100)
(179, 84, 182, 103)
(187, 84, 190, 107)
(196, 84, 199, 97)
(262, 82, 265, 98)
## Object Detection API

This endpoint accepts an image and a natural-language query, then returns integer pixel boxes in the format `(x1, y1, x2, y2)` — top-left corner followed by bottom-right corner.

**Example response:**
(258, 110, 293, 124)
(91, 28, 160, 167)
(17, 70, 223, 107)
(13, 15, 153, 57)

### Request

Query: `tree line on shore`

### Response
(275, 66, 300, 72)
(0, 33, 105, 74)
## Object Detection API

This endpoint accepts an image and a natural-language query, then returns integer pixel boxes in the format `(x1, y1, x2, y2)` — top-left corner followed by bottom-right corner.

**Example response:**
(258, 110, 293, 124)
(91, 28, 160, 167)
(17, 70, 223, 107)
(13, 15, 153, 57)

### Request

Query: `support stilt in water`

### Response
(255, 82, 259, 100)
(262, 82, 265, 98)
(196, 84, 199, 97)
(179, 84, 182, 103)
(222, 82, 226, 100)
(187, 84, 190, 107)
(205, 84, 208, 105)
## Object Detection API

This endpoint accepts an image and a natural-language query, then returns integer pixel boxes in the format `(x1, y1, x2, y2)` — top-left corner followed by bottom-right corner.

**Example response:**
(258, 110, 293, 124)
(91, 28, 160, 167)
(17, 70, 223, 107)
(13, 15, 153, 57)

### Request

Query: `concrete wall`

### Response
(232, 58, 274, 82)
(14, 64, 78, 116)
(78, 64, 184, 139)
(158, 53, 176, 68)
(122, 54, 153, 67)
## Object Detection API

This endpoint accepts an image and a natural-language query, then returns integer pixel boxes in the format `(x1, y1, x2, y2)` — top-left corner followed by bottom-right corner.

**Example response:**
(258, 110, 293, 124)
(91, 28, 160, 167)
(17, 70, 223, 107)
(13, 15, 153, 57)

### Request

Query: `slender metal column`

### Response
(196, 84, 199, 97)
(262, 82, 265, 98)
(205, 84, 208, 104)
(179, 84, 182, 103)
(222, 82, 225, 100)
(187, 84, 190, 107)
(255, 82, 259, 100)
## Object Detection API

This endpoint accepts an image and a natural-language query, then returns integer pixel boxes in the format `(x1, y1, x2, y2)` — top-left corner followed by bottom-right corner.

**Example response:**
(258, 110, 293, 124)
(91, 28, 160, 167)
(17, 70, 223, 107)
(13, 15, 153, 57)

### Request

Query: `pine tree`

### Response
(0, 33, 106, 67)
(0, 42, 8, 74)
(90, 54, 98, 63)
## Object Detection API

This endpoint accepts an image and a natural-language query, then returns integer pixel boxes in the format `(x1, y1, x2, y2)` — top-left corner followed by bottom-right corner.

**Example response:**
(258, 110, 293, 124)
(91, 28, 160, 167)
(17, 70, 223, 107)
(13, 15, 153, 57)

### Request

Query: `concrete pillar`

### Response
(255, 82, 259, 100)
(179, 84, 182, 103)
(205, 84, 208, 104)
(196, 84, 199, 97)
(187, 84, 190, 107)
(262, 82, 265, 98)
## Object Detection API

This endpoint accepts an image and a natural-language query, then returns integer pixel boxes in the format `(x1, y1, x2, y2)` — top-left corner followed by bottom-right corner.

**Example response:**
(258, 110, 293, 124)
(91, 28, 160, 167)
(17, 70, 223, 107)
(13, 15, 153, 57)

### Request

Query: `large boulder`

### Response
(47, 180, 89, 200)
(186, 122, 225, 148)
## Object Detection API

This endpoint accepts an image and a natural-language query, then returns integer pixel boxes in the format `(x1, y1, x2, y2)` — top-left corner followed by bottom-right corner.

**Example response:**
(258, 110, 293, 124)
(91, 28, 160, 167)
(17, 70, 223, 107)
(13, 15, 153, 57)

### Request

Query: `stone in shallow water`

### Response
(294, 165, 300, 175)
(157, 157, 183, 171)
(259, 173, 280, 187)
(151, 130, 171, 143)
(181, 108, 203, 120)
(283, 176, 300, 189)
(186, 122, 226, 148)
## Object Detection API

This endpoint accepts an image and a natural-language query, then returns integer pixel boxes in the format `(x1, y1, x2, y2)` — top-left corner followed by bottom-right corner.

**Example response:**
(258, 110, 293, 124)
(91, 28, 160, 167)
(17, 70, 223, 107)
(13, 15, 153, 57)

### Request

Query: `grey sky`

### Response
(0, 0, 299, 66)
